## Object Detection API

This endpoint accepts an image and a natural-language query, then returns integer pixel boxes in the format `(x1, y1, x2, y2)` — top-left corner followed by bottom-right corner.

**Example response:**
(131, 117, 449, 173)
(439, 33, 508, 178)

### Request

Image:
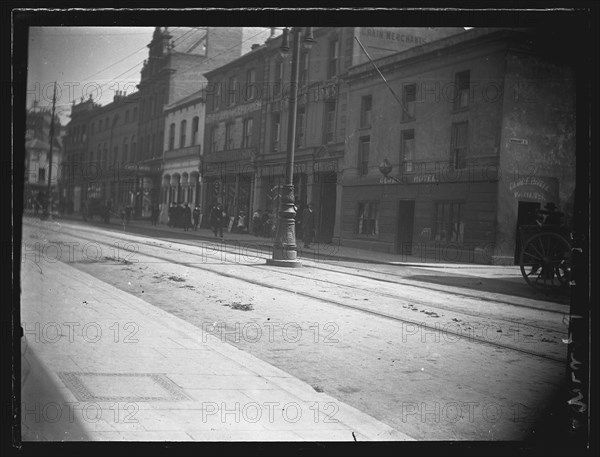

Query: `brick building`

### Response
(339, 27, 576, 264)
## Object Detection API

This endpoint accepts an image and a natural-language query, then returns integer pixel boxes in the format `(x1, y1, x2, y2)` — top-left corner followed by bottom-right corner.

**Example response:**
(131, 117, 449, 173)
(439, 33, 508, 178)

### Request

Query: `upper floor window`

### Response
(105, 118, 109, 130)
(131, 135, 136, 161)
(90, 122, 95, 135)
(99, 119, 103, 131)
(123, 137, 129, 163)
(360, 95, 372, 128)
(454, 70, 470, 110)
(191, 116, 199, 146)
(400, 129, 415, 172)
(324, 101, 336, 144)
(299, 52, 309, 87)
(225, 122, 234, 150)
(328, 38, 339, 79)
(242, 118, 253, 148)
(180, 120, 187, 148)
(168, 123, 176, 150)
(245, 68, 257, 101)
(274, 61, 283, 95)
(132, 107, 138, 121)
(272, 112, 281, 151)
(228, 77, 237, 106)
(296, 106, 305, 147)
(213, 83, 222, 111)
(125, 110, 130, 123)
(402, 84, 416, 121)
(450, 121, 468, 169)
(210, 125, 219, 153)
(358, 136, 370, 176)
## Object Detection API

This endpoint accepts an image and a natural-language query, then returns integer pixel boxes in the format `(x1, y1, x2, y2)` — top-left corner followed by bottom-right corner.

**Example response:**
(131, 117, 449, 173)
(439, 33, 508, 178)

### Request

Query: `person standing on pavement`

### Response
(210, 203, 224, 238)
(301, 202, 315, 248)
(193, 205, 201, 230)
(182, 203, 192, 232)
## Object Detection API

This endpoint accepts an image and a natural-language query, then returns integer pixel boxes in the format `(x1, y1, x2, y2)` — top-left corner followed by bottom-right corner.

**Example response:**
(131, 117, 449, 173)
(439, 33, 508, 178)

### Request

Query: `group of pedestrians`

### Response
(167, 202, 201, 231)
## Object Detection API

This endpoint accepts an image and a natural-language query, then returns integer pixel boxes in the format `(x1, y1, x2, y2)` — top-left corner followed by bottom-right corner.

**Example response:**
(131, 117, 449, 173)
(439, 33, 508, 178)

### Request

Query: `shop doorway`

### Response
(514, 201, 541, 264)
(396, 200, 415, 255)
(317, 172, 337, 243)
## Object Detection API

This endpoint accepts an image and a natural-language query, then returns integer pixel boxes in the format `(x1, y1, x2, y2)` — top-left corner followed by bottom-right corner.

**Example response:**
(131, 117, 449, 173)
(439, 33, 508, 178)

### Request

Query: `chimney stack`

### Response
(251, 43, 261, 51)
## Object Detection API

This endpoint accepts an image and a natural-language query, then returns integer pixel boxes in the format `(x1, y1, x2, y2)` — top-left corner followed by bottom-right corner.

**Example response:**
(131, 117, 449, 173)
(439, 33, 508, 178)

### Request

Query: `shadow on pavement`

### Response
(405, 274, 570, 305)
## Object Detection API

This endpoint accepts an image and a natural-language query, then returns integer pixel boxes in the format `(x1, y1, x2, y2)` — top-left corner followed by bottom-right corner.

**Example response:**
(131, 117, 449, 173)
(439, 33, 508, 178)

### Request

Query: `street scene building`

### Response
(340, 27, 576, 264)
(20, 18, 589, 447)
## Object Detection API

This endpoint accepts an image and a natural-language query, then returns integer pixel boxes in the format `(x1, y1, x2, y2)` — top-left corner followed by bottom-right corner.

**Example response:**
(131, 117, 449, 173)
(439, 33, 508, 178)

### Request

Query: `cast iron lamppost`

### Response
(267, 27, 315, 267)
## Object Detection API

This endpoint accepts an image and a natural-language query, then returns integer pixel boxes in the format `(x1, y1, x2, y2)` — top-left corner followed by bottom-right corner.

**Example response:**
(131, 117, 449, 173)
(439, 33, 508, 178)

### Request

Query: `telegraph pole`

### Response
(43, 81, 57, 219)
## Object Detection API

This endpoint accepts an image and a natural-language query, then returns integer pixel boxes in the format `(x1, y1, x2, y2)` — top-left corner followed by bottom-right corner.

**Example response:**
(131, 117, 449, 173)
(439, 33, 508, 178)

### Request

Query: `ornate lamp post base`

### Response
(266, 258, 302, 267)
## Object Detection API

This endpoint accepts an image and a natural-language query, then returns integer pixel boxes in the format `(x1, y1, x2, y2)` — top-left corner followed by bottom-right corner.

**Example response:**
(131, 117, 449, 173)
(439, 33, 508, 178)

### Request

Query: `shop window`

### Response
(357, 201, 379, 236)
(402, 83, 416, 121)
(454, 70, 470, 110)
(400, 129, 415, 172)
(360, 95, 372, 128)
(358, 136, 370, 176)
(434, 201, 464, 243)
(450, 121, 468, 169)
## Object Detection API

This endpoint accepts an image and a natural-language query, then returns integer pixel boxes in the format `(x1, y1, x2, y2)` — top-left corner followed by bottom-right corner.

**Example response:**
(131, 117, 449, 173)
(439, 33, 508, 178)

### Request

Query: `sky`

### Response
(26, 27, 275, 124)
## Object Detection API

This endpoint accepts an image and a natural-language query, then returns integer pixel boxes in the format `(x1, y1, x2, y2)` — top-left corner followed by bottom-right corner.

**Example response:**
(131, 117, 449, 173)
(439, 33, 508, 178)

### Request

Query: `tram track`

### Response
(23, 219, 567, 364)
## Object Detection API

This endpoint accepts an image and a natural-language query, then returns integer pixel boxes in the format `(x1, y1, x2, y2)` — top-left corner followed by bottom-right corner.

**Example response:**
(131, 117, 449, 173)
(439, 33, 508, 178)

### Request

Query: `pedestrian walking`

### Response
(210, 203, 224, 238)
(182, 203, 192, 232)
(301, 202, 316, 248)
(193, 205, 201, 230)
(252, 209, 262, 236)
(261, 211, 271, 237)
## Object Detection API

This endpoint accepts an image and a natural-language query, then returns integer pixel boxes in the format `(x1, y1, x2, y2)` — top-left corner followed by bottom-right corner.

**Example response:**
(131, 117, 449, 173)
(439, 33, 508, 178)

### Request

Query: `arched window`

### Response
(180, 120, 187, 148)
(169, 123, 176, 150)
(191, 116, 199, 146)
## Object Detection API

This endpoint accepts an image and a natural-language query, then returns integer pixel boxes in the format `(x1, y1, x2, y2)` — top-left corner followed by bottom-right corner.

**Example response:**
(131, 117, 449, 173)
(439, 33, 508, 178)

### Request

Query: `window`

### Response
(328, 38, 339, 79)
(168, 123, 176, 150)
(191, 116, 199, 145)
(296, 106, 305, 147)
(400, 129, 415, 172)
(180, 120, 187, 148)
(213, 83, 221, 110)
(324, 101, 336, 144)
(434, 201, 464, 243)
(151, 133, 156, 156)
(299, 52, 309, 86)
(274, 61, 283, 95)
(105, 118, 109, 130)
(246, 68, 257, 101)
(402, 84, 416, 121)
(96, 144, 101, 162)
(210, 125, 219, 152)
(454, 70, 470, 110)
(225, 122, 234, 150)
(360, 95, 372, 128)
(357, 201, 379, 236)
(228, 77, 237, 106)
(113, 146, 118, 164)
(450, 122, 468, 169)
(243, 118, 253, 148)
(39, 168, 46, 182)
(103, 143, 108, 164)
(125, 110, 129, 123)
(90, 122, 95, 135)
(99, 119, 103, 131)
(272, 113, 281, 151)
(123, 137, 129, 163)
(358, 136, 370, 176)
(131, 135, 136, 161)
(132, 107, 138, 121)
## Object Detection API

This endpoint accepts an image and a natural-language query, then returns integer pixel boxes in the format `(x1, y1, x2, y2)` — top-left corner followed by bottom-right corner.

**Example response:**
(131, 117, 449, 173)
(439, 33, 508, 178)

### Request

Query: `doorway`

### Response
(396, 200, 415, 255)
(514, 201, 541, 264)
(317, 172, 337, 243)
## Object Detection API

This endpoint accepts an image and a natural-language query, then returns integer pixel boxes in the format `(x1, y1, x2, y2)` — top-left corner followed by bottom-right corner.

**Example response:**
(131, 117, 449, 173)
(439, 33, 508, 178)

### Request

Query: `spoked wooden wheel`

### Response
(520, 232, 571, 292)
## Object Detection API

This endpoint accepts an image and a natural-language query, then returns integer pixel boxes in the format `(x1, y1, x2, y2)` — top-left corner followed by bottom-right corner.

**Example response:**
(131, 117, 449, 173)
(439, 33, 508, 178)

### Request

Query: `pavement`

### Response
(20, 236, 415, 441)
(26, 210, 524, 277)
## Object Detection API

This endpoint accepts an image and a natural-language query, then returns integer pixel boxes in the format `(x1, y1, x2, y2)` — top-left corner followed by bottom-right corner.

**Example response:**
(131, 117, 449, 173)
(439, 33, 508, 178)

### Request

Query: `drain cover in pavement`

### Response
(58, 372, 194, 402)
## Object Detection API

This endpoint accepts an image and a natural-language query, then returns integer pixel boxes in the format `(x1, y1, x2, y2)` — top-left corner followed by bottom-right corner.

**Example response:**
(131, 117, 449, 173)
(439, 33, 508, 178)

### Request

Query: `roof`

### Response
(164, 89, 205, 113)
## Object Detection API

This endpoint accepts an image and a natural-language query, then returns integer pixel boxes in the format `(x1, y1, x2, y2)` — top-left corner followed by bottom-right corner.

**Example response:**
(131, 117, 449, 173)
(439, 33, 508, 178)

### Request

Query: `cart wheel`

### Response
(520, 232, 571, 292)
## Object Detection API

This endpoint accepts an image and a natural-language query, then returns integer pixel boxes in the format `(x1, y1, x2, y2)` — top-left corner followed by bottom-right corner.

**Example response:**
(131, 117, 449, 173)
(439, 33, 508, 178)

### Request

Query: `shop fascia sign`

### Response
(123, 163, 152, 172)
